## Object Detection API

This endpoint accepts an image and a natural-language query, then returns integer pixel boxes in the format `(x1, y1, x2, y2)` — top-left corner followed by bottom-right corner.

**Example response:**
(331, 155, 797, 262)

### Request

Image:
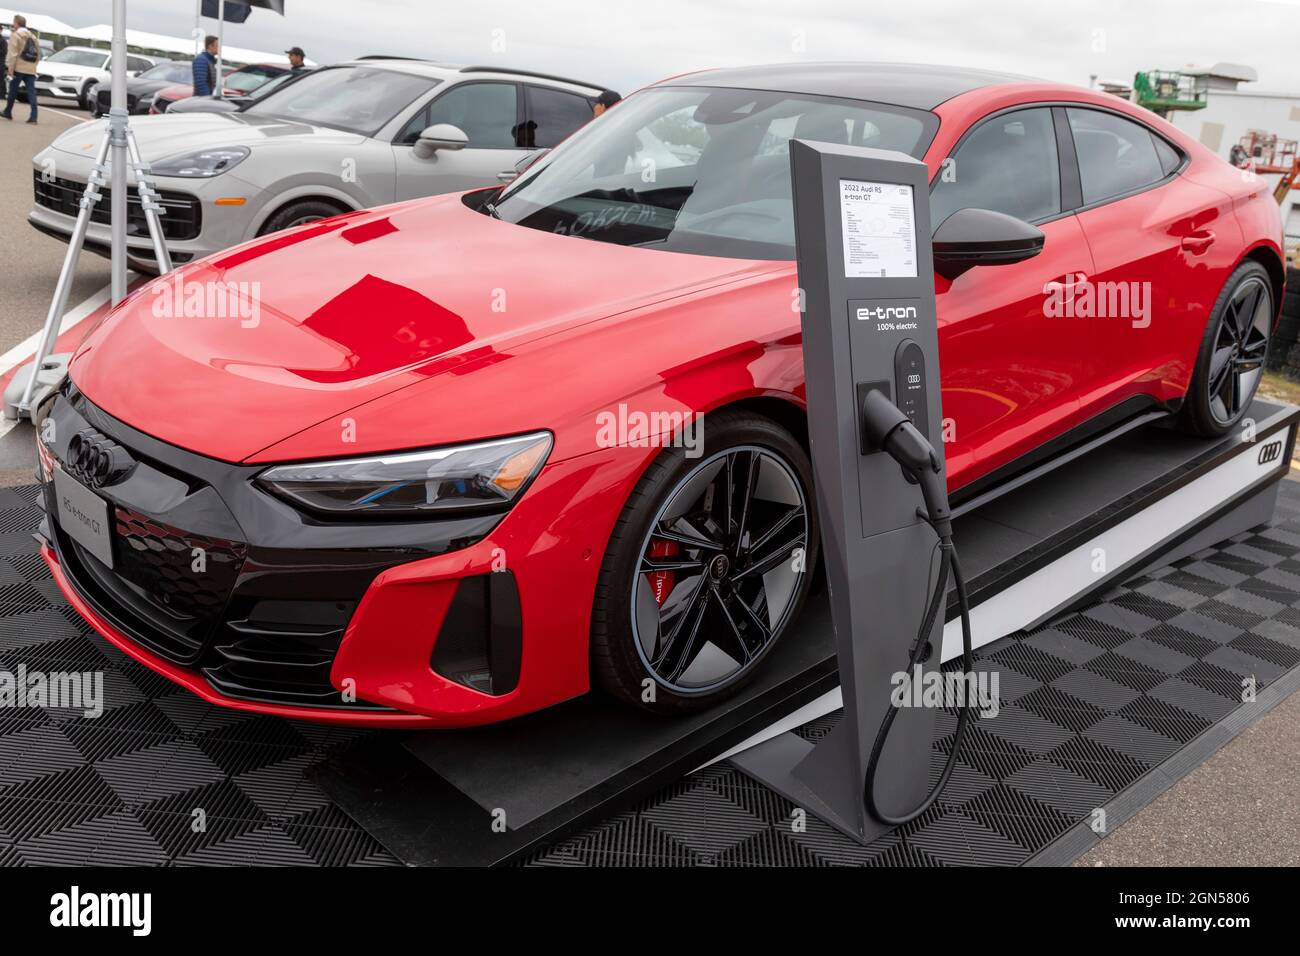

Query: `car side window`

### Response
(525, 85, 594, 149)
(398, 82, 519, 148)
(127, 56, 152, 72)
(1067, 108, 1169, 205)
(930, 107, 1060, 227)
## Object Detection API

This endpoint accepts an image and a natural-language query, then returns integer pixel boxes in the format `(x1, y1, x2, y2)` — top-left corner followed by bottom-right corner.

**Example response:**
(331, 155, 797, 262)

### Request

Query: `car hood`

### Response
(69, 193, 779, 462)
(41, 62, 102, 78)
(50, 112, 364, 159)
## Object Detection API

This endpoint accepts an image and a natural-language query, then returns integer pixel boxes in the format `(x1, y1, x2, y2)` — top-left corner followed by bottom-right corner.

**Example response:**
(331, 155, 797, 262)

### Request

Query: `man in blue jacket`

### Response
(192, 35, 218, 97)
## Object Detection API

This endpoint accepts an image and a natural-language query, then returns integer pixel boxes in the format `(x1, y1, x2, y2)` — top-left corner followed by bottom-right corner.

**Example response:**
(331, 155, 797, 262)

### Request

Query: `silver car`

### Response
(29, 59, 605, 271)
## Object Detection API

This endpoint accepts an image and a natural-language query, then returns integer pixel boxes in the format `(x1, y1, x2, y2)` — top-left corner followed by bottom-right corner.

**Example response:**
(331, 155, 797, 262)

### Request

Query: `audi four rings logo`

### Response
(1258, 440, 1283, 466)
(65, 428, 133, 488)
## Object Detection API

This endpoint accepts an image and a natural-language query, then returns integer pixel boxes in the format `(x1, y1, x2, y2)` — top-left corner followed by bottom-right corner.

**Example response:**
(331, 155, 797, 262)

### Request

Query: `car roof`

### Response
(659, 61, 1037, 110)
(340, 58, 604, 93)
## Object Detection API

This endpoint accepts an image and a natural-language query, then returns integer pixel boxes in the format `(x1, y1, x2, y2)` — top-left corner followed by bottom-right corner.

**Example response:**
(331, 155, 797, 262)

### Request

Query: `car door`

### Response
(391, 81, 532, 199)
(929, 106, 1098, 485)
(1065, 106, 1240, 417)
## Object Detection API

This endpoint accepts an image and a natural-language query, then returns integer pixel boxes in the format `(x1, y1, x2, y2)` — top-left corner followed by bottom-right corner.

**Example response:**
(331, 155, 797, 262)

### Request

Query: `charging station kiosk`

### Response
(729, 141, 954, 842)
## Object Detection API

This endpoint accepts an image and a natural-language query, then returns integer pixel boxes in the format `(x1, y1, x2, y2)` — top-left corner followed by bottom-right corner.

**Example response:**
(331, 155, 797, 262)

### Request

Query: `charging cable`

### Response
(859, 389, 975, 825)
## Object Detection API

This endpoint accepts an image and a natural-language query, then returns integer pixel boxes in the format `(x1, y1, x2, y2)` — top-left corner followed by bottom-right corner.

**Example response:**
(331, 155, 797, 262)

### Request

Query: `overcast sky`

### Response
(23, 0, 1300, 95)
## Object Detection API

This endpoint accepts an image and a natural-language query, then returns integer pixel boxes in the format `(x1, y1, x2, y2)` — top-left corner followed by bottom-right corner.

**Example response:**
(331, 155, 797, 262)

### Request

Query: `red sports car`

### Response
(37, 63, 1284, 727)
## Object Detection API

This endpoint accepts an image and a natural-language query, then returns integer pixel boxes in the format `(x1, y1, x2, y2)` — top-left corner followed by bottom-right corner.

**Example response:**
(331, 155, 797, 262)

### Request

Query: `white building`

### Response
(1168, 64, 1300, 244)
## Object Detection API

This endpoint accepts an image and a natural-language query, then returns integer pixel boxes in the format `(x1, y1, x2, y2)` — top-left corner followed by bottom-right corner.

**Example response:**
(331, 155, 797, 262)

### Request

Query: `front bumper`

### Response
(36, 383, 622, 727)
(28, 156, 256, 270)
(35, 79, 81, 100)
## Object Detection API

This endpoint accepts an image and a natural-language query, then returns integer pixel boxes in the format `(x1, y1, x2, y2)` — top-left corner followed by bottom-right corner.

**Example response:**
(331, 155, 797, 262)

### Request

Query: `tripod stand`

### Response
(7, 106, 173, 419)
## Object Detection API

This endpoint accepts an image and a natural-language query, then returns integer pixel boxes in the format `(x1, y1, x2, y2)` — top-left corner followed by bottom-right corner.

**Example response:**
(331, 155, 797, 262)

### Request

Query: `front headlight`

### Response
(57, 75, 82, 83)
(150, 145, 250, 178)
(256, 432, 553, 517)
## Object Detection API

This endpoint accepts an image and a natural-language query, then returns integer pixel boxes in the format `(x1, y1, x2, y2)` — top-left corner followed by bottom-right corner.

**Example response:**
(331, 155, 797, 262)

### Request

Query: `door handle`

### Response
(496, 170, 517, 182)
(1043, 272, 1089, 295)
(1181, 231, 1216, 253)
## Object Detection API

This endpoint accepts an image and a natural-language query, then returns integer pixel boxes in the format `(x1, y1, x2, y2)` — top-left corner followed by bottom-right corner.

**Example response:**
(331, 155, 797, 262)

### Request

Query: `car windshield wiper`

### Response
(482, 200, 503, 220)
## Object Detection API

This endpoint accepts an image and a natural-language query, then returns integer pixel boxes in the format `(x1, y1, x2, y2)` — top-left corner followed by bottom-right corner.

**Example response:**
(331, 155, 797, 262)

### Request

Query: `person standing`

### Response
(2, 15, 40, 124)
(285, 46, 307, 70)
(192, 34, 219, 97)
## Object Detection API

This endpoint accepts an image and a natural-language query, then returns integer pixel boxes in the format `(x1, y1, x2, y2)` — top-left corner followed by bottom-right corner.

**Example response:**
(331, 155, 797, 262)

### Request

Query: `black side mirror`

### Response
(932, 207, 1046, 280)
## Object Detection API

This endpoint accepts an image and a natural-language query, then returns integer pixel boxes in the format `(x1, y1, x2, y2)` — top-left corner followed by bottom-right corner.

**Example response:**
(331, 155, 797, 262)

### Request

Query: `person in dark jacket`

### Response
(192, 35, 218, 97)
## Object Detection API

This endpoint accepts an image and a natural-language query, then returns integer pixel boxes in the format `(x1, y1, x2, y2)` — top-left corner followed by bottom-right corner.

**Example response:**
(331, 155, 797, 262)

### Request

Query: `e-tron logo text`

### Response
(1258, 440, 1284, 466)
(857, 308, 920, 335)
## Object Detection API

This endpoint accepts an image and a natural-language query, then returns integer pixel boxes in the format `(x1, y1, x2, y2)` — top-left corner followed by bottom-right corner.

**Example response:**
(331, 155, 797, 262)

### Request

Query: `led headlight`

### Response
(151, 146, 250, 178)
(256, 432, 553, 517)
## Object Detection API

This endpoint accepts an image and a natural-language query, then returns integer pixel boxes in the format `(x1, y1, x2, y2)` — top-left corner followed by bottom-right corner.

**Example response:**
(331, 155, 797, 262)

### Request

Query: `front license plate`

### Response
(53, 466, 114, 569)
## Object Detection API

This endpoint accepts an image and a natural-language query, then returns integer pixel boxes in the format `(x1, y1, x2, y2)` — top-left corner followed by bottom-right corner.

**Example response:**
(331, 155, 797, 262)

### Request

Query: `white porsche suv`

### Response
(29, 59, 606, 271)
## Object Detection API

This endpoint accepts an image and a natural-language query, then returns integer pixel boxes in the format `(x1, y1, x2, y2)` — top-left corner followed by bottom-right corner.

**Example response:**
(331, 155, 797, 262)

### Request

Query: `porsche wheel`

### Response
(591, 411, 818, 714)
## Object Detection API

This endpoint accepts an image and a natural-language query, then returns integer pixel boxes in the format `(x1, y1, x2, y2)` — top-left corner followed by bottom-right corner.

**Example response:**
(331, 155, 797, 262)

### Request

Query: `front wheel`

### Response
(258, 199, 345, 236)
(590, 411, 819, 715)
(1176, 261, 1273, 438)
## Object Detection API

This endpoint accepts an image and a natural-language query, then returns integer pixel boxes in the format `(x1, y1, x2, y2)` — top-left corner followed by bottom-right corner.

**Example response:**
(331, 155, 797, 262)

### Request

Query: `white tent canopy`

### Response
(0, 7, 310, 67)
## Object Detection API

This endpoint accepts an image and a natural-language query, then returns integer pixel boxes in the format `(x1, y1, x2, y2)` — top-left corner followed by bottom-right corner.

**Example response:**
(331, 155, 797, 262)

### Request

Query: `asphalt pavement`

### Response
(0, 96, 110, 350)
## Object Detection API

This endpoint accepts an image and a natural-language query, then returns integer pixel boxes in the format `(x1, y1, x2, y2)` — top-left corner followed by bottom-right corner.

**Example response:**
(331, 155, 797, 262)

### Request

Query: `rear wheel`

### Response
(591, 411, 819, 714)
(1176, 261, 1272, 437)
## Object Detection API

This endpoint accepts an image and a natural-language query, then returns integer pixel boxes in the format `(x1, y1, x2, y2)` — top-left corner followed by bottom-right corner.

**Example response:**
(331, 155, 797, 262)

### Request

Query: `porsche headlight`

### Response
(151, 145, 249, 178)
(256, 432, 553, 517)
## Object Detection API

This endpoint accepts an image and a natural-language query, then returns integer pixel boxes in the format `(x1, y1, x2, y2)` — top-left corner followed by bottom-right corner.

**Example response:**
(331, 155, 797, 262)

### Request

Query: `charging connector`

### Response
(859, 388, 974, 825)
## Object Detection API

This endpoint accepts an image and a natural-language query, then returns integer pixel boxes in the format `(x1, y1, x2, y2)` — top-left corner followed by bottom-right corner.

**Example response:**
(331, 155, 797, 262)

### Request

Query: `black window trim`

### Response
(929, 104, 1067, 229)
(1061, 103, 1188, 215)
(930, 100, 1188, 231)
(392, 78, 527, 150)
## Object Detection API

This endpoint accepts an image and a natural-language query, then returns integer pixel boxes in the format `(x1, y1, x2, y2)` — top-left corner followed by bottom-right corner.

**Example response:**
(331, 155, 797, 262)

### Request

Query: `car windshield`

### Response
(243, 65, 438, 136)
(141, 62, 185, 81)
(492, 86, 935, 260)
(225, 65, 283, 93)
(244, 71, 299, 101)
(47, 48, 108, 68)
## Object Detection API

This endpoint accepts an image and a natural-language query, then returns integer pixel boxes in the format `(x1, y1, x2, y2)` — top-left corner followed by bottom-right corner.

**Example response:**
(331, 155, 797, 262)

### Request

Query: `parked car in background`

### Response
(165, 66, 313, 114)
(31, 59, 608, 271)
(89, 60, 193, 117)
(149, 62, 289, 113)
(35, 45, 158, 110)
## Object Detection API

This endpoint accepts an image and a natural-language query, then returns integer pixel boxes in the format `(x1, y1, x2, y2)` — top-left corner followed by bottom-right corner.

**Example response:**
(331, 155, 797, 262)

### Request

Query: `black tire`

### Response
(77, 84, 92, 111)
(590, 410, 819, 715)
(258, 199, 346, 236)
(1175, 260, 1272, 438)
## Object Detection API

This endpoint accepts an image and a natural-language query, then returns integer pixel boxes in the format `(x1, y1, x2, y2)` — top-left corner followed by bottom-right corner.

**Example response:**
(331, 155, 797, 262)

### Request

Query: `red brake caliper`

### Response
(647, 539, 679, 606)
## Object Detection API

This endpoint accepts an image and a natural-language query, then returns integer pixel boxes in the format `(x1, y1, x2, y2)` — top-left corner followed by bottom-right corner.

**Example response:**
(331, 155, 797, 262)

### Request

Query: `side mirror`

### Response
(413, 123, 468, 159)
(514, 148, 550, 175)
(932, 207, 1045, 280)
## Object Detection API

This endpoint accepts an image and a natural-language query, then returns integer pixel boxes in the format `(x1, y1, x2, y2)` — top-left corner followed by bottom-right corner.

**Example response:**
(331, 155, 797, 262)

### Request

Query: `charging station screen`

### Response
(838, 179, 917, 279)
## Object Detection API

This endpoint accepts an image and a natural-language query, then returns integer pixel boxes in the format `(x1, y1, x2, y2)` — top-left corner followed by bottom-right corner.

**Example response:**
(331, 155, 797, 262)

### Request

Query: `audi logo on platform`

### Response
(64, 428, 134, 489)
(1258, 440, 1284, 466)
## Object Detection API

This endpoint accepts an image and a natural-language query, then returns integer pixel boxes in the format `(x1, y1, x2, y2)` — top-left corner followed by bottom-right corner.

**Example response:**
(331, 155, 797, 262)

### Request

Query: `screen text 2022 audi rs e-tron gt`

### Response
(36, 63, 1284, 727)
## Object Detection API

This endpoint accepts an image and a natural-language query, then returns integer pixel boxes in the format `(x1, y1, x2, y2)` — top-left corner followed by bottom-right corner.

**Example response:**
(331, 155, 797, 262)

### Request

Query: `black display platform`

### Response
(311, 400, 1299, 865)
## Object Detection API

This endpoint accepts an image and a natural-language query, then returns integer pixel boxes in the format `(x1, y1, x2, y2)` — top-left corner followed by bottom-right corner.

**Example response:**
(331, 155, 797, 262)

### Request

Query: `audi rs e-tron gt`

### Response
(37, 63, 1285, 727)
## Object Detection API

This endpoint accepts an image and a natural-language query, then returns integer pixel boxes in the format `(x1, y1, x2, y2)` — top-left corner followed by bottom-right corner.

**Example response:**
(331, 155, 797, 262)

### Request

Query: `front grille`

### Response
(95, 89, 140, 112)
(37, 73, 52, 83)
(113, 505, 245, 631)
(33, 171, 202, 241)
